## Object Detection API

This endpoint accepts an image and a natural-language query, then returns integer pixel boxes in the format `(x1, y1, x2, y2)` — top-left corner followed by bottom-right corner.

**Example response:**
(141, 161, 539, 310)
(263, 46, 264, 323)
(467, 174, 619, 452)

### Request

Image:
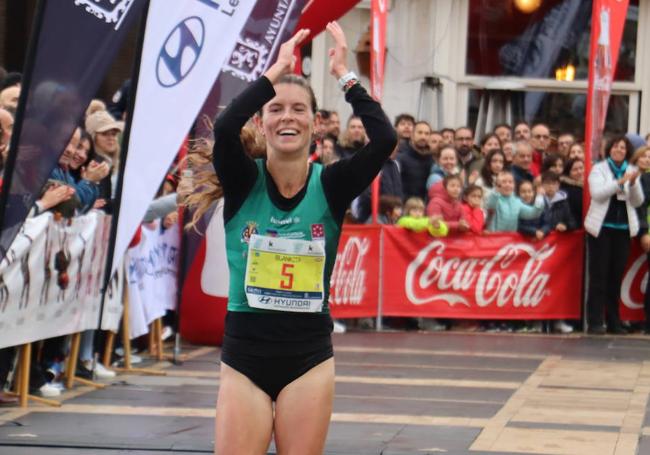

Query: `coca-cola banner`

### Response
(381, 228, 584, 320)
(330, 225, 380, 318)
(620, 242, 647, 321)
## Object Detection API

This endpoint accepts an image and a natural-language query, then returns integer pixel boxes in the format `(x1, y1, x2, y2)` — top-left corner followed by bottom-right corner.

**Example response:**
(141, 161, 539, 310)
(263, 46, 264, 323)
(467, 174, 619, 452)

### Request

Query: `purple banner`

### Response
(194, 0, 307, 139)
(0, 0, 147, 258)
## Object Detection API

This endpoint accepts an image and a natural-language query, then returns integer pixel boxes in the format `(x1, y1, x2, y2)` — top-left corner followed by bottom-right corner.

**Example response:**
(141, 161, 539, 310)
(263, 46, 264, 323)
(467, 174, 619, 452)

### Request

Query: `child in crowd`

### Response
(397, 197, 448, 237)
(486, 171, 544, 232)
(461, 185, 484, 234)
(426, 174, 469, 233)
(368, 195, 403, 224)
(517, 180, 544, 239)
(539, 170, 576, 233)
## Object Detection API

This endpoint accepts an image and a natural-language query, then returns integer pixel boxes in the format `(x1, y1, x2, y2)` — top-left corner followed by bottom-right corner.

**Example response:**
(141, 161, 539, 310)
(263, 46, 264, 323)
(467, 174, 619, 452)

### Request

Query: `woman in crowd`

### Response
(474, 149, 506, 209)
(585, 136, 644, 334)
(479, 133, 501, 157)
(426, 145, 460, 190)
(211, 23, 396, 454)
(568, 142, 585, 161)
(85, 110, 123, 213)
(560, 158, 584, 227)
(541, 154, 565, 175)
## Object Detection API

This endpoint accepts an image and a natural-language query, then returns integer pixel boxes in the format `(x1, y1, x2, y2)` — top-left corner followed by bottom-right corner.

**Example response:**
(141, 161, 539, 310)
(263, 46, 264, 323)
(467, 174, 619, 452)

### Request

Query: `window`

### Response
(468, 89, 630, 137)
(466, 0, 638, 82)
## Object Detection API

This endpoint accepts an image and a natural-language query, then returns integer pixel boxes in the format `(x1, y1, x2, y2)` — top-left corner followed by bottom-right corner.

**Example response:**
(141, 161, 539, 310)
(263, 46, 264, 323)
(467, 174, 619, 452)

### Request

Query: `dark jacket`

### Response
(540, 191, 576, 234)
(89, 152, 114, 213)
(354, 159, 403, 222)
(560, 177, 583, 228)
(518, 192, 575, 236)
(396, 141, 432, 201)
(512, 165, 534, 186)
(635, 172, 650, 235)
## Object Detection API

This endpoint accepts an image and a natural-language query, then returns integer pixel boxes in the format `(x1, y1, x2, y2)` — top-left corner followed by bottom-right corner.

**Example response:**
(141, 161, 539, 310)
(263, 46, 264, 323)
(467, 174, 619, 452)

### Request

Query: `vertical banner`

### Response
(583, 0, 629, 178)
(110, 0, 258, 278)
(194, 0, 308, 138)
(369, 0, 388, 222)
(0, 0, 146, 260)
(370, 0, 387, 101)
(329, 225, 381, 319)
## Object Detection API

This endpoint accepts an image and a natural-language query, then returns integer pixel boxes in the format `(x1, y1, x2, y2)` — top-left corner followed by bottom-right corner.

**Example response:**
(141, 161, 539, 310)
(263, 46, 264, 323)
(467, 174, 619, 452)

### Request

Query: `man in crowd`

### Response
(397, 121, 432, 201)
(337, 115, 367, 160)
(530, 123, 552, 176)
(455, 126, 483, 176)
(394, 113, 415, 144)
(493, 123, 512, 144)
(441, 127, 455, 145)
(429, 130, 443, 160)
(557, 132, 575, 157)
(514, 121, 531, 141)
(511, 140, 535, 186)
(327, 110, 341, 138)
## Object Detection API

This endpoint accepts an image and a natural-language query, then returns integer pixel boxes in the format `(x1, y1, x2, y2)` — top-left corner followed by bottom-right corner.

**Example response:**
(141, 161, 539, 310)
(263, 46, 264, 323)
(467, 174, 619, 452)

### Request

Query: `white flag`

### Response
(111, 0, 256, 276)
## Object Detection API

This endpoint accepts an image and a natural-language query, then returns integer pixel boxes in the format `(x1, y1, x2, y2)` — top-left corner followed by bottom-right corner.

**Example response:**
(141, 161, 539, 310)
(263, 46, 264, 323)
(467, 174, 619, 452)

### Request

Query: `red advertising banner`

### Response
(330, 225, 381, 318)
(380, 228, 584, 319)
(620, 242, 647, 322)
(584, 0, 629, 181)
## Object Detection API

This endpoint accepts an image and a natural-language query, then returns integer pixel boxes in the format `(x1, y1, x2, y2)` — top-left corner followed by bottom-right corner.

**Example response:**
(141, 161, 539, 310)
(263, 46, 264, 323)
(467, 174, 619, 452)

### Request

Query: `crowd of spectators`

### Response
(0, 69, 185, 404)
(2, 64, 650, 405)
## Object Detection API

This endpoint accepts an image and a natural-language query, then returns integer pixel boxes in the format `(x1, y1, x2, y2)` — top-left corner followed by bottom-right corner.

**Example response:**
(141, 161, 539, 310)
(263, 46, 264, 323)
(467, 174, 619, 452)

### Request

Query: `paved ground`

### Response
(1, 331, 650, 454)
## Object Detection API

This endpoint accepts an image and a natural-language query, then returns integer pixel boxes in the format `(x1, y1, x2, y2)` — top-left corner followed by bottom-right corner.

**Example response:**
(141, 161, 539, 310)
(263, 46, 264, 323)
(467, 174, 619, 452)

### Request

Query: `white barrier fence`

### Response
(125, 221, 179, 339)
(0, 212, 124, 349)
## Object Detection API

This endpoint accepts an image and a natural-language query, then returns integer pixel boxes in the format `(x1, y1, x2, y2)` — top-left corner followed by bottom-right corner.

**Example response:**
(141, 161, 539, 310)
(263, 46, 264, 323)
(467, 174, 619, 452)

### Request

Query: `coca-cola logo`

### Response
(405, 241, 555, 308)
(330, 237, 369, 305)
(621, 253, 646, 310)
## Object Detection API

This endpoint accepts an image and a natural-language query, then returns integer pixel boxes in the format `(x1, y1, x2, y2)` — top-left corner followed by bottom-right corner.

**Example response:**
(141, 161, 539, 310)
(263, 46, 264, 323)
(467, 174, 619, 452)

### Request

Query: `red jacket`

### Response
(461, 203, 484, 234)
(426, 189, 465, 232)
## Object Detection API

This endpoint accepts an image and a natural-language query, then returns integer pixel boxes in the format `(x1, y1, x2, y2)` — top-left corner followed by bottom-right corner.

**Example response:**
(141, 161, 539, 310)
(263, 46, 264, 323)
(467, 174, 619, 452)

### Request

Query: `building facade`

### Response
(310, 0, 650, 139)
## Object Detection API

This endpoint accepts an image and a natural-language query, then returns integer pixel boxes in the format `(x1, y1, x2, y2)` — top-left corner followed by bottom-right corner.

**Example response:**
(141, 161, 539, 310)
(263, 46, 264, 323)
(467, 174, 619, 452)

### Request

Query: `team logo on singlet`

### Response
(240, 222, 258, 244)
(311, 224, 325, 241)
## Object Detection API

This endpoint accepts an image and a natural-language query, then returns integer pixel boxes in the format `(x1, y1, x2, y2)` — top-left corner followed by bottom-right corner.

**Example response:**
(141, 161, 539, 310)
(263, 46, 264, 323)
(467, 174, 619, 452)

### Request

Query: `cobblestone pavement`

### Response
(1, 331, 650, 454)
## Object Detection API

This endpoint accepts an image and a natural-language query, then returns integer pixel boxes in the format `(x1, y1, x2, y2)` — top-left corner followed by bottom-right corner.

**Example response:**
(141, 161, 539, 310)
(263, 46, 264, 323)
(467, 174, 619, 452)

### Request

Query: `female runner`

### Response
(213, 22, 397, 454)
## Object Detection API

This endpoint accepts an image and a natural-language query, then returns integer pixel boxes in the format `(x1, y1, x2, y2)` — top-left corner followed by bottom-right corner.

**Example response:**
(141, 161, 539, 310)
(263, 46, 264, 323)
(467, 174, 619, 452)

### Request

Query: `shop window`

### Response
(468, 89, 629, 138)
(466, 0, 638, 82)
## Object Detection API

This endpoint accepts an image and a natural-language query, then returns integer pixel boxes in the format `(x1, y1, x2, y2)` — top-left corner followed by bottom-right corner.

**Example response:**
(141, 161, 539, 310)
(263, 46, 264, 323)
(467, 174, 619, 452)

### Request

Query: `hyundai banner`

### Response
(111, 0, 256, 277)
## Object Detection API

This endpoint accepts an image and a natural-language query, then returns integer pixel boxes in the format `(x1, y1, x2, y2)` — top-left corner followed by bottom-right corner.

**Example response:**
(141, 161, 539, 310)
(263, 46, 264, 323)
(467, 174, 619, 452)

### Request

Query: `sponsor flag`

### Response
(369, 0, 388, 222)
(583, 0, 629, 196)
(0, 0, 146, 260)
(110, 0, 257, 277)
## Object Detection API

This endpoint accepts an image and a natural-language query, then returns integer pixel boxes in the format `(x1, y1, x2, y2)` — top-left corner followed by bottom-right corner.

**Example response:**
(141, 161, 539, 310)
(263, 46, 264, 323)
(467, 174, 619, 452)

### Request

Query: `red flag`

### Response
(370, 0, 388, 101)
(583, 0, 629, 216)
(369, 0, 388, 223)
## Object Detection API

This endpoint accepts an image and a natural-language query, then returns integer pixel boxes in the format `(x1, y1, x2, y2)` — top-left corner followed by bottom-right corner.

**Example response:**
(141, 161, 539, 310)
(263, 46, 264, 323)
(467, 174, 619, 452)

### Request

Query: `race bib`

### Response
(245, 234, 325, 312)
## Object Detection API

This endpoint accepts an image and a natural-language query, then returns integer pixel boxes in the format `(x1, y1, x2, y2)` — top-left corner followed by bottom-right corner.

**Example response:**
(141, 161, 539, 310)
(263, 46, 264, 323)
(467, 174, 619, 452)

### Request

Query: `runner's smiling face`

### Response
(261, 83, 314, 156)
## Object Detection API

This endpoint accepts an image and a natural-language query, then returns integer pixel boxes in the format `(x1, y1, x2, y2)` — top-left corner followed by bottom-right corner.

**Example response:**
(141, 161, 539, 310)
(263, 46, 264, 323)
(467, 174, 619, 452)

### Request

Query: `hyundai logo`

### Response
(156, 16, 205, 87)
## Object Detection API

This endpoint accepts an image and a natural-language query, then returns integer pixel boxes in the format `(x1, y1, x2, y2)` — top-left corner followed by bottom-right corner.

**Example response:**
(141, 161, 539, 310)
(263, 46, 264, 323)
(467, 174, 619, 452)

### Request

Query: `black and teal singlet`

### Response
(225, 160, 340, 313)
